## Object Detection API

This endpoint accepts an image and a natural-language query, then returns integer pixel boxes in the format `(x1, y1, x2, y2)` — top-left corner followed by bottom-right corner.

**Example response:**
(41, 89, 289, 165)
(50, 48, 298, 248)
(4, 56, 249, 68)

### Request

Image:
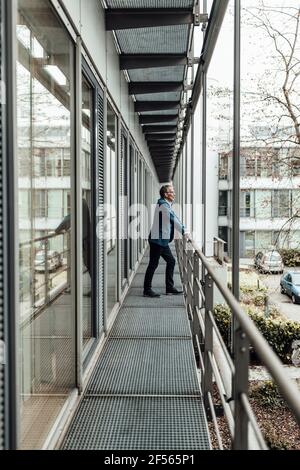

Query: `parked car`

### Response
(280, 271, 300, 304)
(35, 250, 62, 272)
(254, 250, 284, 274)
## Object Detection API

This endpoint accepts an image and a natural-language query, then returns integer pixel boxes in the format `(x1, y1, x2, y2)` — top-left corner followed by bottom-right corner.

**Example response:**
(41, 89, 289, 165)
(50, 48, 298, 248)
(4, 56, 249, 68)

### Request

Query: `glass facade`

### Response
(17, 0, 75, 449)
(207, 0, 234, 266)
(81, 73, 94, 348)
(106, 103, 118, 316)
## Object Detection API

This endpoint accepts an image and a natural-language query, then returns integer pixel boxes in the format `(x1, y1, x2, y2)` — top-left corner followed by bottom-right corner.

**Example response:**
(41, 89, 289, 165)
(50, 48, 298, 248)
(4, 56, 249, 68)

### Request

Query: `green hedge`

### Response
(213, 304, 300, 363)
(240, 285, 267, 307)
(278, 249, 300, 267)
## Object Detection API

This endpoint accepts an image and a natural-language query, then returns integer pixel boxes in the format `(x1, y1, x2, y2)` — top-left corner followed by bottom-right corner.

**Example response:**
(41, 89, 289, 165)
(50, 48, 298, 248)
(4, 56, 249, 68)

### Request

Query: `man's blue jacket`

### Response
(149, 198, 185, 247)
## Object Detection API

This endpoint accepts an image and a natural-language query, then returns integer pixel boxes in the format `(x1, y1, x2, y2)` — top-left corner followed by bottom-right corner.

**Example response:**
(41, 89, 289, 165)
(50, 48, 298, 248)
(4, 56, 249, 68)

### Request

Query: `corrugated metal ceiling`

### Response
(128, 66, 185, 83)
(107, 1, 194, 9)
(106, 0, 195, 181)
(116, 25, 189, 54)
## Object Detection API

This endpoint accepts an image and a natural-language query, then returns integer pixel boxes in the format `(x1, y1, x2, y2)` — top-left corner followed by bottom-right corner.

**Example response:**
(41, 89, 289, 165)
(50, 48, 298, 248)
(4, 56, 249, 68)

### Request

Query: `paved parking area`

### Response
(259, 271, 300, 322)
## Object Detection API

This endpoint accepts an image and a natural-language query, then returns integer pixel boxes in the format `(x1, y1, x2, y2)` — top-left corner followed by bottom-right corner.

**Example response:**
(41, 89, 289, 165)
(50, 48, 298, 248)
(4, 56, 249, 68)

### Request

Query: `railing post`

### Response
(44, 237, 49, 304)
(202, 273, 213, 410)
(233, 322, 250, 449)
(187, 244, 193, 319)
(192, 251, 201, 344)
(183, 236, 187, 296)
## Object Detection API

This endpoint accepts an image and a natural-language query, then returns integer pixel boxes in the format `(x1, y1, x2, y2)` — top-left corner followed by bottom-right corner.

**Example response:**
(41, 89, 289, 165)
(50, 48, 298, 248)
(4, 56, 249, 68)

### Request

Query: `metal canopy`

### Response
(106, 9, 194, 30)
(146, 133, 176, 140)
(139, 114, 178, 124)
(142, 125, 177, 133)
(135, 101, 180, 112)
(129, 82, 183, 95)
(120, 54, 188, 70)
(105, 0, 198, 181)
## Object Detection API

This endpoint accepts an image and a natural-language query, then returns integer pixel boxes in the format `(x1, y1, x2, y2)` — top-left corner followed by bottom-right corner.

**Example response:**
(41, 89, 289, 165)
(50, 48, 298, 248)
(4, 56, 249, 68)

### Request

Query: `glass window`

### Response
(219, 191, 228, 216)
(81, 74, 94, 349)
(244, 231, 255, 257)
(256, 231, 272, 251)
(255, 190, 272, 219)
(241, 0, 300, 265)
(106, 103, 118, 316)
(272, 190, 290, 218)
(207, 0, 234, 262)
(240, 191, 251, 217)
(17, 0, 75, 449)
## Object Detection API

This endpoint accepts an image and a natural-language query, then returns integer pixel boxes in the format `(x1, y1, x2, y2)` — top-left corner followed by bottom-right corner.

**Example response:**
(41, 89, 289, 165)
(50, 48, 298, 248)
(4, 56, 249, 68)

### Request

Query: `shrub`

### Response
(213, 304, 300, 363)
(279, 249, 300, 267)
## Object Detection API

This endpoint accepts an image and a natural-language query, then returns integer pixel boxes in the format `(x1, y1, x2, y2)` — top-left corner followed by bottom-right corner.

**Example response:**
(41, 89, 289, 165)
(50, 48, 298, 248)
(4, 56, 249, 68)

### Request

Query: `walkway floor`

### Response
(61, 246, 211, 450)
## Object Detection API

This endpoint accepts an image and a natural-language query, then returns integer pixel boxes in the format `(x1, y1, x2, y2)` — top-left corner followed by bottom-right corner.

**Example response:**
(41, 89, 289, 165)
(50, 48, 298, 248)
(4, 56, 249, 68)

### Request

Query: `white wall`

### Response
(60, 0, 157, 182)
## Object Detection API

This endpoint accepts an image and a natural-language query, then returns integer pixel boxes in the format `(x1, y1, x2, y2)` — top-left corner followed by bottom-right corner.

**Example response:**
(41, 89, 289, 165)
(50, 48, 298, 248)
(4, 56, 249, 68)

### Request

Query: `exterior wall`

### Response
(61, 0, 157, 181)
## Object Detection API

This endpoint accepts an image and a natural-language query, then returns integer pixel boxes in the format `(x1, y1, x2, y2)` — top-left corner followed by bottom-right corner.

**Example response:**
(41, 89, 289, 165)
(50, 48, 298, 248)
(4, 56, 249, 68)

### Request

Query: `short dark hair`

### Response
(160, 184, 172, 199)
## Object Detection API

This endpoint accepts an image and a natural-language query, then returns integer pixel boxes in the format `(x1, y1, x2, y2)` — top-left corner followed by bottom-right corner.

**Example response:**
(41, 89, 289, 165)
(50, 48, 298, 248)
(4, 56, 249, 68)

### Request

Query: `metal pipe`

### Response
(207, 391, 224, 450)
(240, 393, 268, 451)
(232, 0, 241, 302)
(208, 351, 234, 437)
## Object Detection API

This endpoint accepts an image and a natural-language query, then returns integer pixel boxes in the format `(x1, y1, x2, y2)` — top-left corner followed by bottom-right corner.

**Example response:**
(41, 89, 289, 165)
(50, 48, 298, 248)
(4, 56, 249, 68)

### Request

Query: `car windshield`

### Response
(36, 253, 45, 261)
(292, 274, 300, 286)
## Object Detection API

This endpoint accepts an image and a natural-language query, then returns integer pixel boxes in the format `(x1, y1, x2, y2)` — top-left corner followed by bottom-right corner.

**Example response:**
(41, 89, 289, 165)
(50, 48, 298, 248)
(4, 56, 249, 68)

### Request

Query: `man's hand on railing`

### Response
(183, 231, 191, 242)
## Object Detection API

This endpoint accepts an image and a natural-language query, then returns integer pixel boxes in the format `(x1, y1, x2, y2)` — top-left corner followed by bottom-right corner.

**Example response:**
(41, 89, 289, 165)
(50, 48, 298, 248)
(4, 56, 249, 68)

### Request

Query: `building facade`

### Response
(218, 147, 300, 257)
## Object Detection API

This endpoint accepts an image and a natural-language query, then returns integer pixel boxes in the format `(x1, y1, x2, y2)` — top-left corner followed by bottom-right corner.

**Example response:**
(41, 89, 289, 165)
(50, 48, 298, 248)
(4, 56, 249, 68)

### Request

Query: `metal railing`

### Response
(176, 235, 300, 450)
(213, 237, 225, 265)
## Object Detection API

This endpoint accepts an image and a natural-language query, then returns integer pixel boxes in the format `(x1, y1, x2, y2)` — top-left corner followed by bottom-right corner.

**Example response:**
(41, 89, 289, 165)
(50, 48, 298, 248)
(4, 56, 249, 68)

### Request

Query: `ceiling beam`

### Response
(135, 101, 180, 112)
(151, 154, 174, 158)
(120, 54, 188, 70)
(106, 8, 194, 30)
(139, 114, 178, 124)
(146, 133, 176, 140)
(143, 125, 177, 133)
(148, 141, 175, 146)
(129, 81, 183, 95)
(148, 147, 175, 152)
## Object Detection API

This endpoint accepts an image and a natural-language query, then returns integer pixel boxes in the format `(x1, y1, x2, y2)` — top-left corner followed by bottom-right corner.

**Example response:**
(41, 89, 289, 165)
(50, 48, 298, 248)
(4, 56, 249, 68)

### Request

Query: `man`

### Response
(143, 184, 187, 298)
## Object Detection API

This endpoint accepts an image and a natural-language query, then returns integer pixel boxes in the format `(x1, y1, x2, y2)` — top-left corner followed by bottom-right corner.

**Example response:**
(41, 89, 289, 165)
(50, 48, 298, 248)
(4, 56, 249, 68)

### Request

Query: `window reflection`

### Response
(208, 1, 234, 261)
(241, 0, 300, 257)
(81, 74, 93, 347)
(17, 0, 75, 449)
(106, 104, 118, 315)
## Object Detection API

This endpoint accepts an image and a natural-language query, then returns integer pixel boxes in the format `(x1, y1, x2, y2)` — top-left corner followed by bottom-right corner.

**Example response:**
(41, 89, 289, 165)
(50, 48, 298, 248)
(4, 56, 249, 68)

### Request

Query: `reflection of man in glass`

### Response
(55, 198, 91, 276)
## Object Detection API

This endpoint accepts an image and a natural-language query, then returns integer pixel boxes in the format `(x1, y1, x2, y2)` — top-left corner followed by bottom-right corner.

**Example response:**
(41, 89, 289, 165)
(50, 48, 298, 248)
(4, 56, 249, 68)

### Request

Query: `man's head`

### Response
(160, 184, 176, 203)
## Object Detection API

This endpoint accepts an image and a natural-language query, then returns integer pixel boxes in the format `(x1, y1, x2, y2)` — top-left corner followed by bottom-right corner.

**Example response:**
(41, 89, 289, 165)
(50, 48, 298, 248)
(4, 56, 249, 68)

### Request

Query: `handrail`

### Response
(177, 234, 300, 449)
(187, 235, 300, 425)
(20, 230, 63, 248)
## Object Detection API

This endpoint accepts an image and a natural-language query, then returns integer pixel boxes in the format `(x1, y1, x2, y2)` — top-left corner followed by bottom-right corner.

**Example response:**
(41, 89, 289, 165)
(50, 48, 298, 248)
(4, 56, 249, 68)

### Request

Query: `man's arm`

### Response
(171, 211, 186, 235)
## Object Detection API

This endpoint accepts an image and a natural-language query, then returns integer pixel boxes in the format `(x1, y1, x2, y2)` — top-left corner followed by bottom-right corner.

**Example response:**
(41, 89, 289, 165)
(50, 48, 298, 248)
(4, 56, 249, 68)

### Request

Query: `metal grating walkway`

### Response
(62, 246, 211, 450)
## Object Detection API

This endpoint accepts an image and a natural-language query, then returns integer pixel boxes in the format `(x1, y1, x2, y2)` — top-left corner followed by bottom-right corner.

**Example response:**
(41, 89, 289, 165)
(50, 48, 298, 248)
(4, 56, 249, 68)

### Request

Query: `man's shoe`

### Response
(166, 287, 183, 295)
(143, 289, 161, 298)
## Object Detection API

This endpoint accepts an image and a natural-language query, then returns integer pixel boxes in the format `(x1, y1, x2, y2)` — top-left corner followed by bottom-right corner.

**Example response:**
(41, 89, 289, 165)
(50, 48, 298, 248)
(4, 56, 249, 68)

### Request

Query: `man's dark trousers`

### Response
(144, 242, 175, 292)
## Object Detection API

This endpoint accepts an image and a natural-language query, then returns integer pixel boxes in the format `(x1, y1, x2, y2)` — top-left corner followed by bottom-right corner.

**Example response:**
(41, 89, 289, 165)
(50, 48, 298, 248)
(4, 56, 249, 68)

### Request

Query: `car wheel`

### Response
(281, 286, 285, 294)
(292, 294, 297, 304)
